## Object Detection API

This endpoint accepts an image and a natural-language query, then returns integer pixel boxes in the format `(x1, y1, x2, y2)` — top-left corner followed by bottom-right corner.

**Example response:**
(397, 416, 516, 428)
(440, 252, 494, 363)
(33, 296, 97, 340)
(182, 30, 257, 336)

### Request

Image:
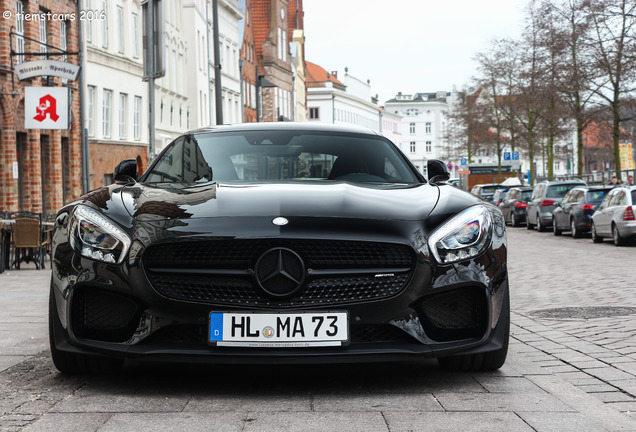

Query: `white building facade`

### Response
(82, 0, 149, 189)
(154, 0, 189, 152)
(384, 92, 452, 176)
(306, 63, 380, 132)
(215, 0, 243, 125)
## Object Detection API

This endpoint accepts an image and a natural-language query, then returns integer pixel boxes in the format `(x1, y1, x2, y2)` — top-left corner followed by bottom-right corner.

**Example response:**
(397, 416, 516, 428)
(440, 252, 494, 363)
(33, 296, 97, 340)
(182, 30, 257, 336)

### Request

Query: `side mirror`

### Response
(427, 160, 450, 184)
(114, 159, 138, 183)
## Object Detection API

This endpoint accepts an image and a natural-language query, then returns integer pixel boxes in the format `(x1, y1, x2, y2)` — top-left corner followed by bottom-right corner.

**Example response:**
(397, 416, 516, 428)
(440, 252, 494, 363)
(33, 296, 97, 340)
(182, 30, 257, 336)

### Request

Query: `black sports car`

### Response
(49, 123, 509, 374)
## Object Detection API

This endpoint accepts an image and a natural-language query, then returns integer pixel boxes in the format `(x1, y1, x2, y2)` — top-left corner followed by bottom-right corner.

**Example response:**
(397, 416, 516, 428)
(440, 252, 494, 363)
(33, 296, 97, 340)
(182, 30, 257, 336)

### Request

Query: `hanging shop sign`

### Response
(15, 60, 80, 81)
(25, 87, 69, 130)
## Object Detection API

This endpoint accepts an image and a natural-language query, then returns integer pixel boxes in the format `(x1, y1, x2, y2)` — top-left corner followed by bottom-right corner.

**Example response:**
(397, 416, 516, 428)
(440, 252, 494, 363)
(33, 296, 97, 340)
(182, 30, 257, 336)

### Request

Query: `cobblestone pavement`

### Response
(508, 227, 636, 418)
(0, 227, 635, 431)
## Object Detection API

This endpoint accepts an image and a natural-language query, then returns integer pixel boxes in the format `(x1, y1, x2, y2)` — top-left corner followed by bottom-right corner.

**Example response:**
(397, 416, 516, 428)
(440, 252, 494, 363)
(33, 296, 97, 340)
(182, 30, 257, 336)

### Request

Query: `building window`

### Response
(410, 142, 416, 153)
(409, 122, 415, 134)
(131, 13, 139, 58)
(101, 0, 109, 48)
(39, 10, 47, 59)
(15, 1, 25, 64)
(87, 86, 96, 137)
(309, 107, 319, 120)
(86, 0, 93, 43)
(60, 21, 69, 83)
(426, 141, 432, 153)
(426, 122, 432, 134)
(103, 89, 112, 138)
(134, 96, 142, 140)
(119, 93, 127, 139)
(116, 6, 124, 54)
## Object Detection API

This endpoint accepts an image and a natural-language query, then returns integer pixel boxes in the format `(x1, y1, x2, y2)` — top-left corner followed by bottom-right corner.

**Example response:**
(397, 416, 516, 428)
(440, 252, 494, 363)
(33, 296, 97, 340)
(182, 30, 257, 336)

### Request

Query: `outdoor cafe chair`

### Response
(10, 211, 50, 270)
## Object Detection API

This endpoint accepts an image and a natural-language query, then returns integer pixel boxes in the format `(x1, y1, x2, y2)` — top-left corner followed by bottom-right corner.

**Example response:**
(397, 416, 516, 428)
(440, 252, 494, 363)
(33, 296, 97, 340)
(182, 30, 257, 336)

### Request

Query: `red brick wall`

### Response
(89, 142, 148, 191)
(0, 0, 82, 214)
(241, 0, 257, 123)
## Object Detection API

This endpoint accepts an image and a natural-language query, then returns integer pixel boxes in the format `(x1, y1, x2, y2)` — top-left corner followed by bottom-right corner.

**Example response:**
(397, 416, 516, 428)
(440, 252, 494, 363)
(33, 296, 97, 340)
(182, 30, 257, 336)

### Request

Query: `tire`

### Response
(553, 218, 562, 236)
(526, 214, 534, 230)
(49, 286, 124, 375)
(438, 288, 510, 372)
(571, 219, 580, 239)
(510, 213, 518, 228)
(537, 214, 547, 232)
(591, 222, 603, 243)
(612, 224, 626, 246)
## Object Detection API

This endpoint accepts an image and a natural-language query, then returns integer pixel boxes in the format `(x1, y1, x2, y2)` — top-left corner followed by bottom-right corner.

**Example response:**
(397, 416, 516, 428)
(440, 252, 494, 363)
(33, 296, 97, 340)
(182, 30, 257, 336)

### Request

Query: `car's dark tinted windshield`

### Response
(143, 131, 418, 184)
(479, 186, 501, 195)
(546, 184, 581, 198)
(587, 189, 611, 204)
(520, 190, 533, 201)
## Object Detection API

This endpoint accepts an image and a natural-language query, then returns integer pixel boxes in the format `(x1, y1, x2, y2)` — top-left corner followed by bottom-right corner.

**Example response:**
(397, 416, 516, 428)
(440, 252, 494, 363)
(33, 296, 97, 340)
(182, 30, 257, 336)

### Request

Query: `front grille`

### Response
(144, 239, 415, 308)
(144, 239, 413, 269)
(72, 288, 141, 342)
(416, 287, 487, 342)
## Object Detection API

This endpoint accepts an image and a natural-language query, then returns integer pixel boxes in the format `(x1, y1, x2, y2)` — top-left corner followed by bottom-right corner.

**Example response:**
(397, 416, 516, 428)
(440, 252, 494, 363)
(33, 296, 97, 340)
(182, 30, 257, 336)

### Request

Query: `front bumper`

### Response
(50, 216, 509, 364)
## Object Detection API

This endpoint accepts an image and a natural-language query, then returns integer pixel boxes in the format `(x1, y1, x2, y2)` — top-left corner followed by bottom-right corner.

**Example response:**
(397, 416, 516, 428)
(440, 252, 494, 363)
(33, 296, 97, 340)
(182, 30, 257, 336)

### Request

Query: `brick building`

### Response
(251, 0, 293, 122)
(239, 0, 257, 122)
(0, 0, 82, 213)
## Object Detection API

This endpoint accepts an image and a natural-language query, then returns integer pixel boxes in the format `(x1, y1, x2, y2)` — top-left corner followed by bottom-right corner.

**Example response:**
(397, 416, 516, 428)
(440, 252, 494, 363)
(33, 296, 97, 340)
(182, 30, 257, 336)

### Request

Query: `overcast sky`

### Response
(302, 0, 528, 104)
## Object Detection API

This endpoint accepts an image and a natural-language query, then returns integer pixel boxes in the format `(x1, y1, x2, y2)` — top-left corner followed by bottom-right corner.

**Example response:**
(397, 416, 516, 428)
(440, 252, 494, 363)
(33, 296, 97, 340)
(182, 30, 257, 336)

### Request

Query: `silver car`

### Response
(591, 185, 636, 246)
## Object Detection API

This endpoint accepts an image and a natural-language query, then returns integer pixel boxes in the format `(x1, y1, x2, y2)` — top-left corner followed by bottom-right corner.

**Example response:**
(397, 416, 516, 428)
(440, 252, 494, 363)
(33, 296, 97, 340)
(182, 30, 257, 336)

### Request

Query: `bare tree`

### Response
(587, 0, 636, 179)
(550, 0, 596, 177)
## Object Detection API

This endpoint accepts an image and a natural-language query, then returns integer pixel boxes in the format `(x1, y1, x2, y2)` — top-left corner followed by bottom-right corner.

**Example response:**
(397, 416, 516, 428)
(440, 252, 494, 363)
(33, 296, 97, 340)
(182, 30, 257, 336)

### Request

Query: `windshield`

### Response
(479, 186, 501, 195)
(520, 190, 533, 201)
(587, 190, 611, 204)
(142, 130, 418, 185)
(546, 184, 581, 199)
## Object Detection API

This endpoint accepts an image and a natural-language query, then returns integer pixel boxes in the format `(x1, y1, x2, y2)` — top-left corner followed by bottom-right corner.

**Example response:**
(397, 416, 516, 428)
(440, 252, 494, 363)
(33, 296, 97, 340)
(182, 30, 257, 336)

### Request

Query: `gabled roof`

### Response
(304, 61, 345, 90)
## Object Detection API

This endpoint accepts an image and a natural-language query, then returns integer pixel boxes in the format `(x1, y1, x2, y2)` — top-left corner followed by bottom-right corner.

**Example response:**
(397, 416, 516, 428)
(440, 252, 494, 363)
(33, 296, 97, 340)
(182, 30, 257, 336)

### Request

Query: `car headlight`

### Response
(69, 206, 131, 264)
(428, 205, 492, 264)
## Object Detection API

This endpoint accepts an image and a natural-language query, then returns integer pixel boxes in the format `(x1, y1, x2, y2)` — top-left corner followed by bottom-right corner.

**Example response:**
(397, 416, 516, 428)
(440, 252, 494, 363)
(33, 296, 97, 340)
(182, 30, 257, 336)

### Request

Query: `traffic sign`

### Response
(503, 152, 511, 161)
(512, 151, 520, 160)
(460, 158, 468, 165)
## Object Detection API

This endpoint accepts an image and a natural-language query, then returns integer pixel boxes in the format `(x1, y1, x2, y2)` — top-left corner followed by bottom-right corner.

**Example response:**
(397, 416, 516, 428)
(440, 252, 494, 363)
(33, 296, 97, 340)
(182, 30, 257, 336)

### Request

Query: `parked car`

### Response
(447, 178, 460, 188)
(48, 123, 510, 374)
(553, 186, 613, 238)
(492, 188, 510, 207)
(499, 186, 533, 227)
(471, 183, 506, 202)
(526, 180, 587, 231)
(591, 185, 636, 245)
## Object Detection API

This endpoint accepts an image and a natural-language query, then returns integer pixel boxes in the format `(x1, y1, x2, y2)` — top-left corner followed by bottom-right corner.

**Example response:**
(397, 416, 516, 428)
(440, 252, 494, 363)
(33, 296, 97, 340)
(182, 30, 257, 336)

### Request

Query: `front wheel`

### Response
(438, 290, 510, 372)
(613, 224, 626, 246)
(537, 214, 547, 232)
(510, 213, 518, 227)
(591, 222, 603, 243)
(571, 219, 580, 238)
(49, 286, 124, 375)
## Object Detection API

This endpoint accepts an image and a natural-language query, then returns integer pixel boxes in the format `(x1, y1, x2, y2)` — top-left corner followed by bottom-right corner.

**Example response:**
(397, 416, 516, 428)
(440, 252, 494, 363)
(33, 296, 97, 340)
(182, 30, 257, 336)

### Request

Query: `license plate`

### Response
(208, 311, 349, 347)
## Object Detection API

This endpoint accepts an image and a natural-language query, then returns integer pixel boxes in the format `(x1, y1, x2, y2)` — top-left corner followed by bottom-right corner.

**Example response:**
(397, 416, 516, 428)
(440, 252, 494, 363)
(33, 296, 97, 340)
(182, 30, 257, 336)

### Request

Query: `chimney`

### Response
(331, 71, 338, 79)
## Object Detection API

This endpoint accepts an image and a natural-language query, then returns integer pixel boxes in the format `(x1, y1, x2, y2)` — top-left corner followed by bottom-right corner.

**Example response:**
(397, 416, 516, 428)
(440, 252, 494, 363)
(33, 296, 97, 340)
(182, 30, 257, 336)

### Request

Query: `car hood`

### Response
(116, 182, 445, 222)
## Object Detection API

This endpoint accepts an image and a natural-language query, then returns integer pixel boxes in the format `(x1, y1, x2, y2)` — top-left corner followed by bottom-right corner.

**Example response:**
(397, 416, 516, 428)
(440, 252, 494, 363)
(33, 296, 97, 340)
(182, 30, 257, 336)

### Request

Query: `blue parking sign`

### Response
(460, 158, 467, 165)
(209, 313, 224, 341)
(512, 151, 519, 160)
(504, 152, 511, 161)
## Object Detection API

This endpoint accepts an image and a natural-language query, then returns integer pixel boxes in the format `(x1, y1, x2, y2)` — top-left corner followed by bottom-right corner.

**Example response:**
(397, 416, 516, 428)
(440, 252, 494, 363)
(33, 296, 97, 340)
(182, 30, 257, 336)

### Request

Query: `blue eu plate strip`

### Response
(209, 313, 224, 341)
